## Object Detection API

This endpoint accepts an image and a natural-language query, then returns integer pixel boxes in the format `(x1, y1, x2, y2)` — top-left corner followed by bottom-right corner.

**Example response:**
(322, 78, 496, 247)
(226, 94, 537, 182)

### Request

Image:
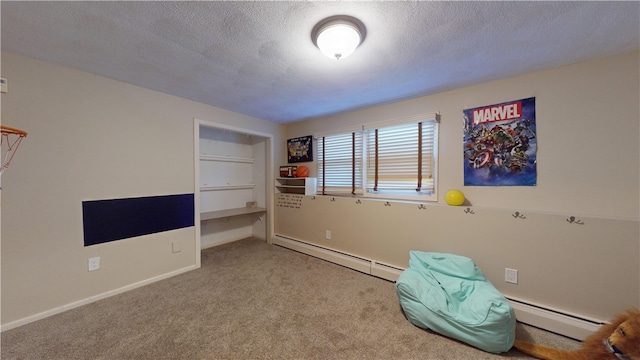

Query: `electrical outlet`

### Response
(505, 268, 518, 284)
(88, 257, 100, 271)
(325, 230, 332, 240)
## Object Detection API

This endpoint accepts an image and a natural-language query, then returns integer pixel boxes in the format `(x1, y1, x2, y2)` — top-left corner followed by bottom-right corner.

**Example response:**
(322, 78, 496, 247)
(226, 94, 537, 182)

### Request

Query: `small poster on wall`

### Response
(276, 193, 304, 209)
(463, 97, 537, 186)
(287, 135, 313, 163)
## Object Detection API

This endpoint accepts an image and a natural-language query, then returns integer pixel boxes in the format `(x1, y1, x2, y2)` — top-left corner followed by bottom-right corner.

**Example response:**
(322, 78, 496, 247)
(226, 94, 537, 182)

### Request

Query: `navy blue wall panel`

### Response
(82, 194, 194, 246)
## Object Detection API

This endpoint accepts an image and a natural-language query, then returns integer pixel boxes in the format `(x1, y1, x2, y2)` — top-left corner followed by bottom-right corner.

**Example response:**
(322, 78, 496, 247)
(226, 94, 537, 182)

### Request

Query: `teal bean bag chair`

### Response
(395, 251, 515, 353)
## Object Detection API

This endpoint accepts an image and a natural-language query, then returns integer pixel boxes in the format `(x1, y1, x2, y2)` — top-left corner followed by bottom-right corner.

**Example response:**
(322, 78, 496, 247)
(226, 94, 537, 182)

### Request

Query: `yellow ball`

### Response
(445, 189, 465, 206)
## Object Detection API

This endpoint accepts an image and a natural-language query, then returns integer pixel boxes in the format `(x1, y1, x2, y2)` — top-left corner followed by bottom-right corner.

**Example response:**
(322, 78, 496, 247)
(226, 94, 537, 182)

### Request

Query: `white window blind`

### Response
(366, 121, 437, 194)
(317, 113, 438, 201)
(317, 132, 363, 195)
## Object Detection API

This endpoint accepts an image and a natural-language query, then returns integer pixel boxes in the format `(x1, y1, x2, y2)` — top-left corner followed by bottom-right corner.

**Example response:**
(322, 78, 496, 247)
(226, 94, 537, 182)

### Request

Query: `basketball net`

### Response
(1, 125, 28, 176)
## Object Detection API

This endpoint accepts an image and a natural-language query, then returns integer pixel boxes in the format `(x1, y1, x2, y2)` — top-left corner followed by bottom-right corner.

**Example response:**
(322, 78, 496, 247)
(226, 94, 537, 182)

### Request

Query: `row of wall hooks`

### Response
(302, 195, 587, 224)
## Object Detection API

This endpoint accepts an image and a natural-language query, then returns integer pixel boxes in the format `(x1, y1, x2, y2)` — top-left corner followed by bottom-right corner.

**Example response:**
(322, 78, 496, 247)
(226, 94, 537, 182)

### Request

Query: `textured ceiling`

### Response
(2, 1, 639, 124)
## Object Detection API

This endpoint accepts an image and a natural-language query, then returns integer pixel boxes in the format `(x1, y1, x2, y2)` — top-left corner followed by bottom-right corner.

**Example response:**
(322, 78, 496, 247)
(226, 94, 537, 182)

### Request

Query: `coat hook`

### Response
(311, 196, 316, 200)
(331, 197, 336, 202)
(566, 216, 585, 225)
(464, 207, 475, 214)
(418, 204, 426, 210)
(384, 201, 391, 207)
(356, 199, 362, 204)
(512, 211, 526, 219)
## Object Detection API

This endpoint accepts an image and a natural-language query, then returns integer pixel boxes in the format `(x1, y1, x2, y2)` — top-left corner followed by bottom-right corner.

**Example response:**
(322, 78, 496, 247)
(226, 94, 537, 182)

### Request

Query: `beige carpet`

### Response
(1, 237, 581, 359)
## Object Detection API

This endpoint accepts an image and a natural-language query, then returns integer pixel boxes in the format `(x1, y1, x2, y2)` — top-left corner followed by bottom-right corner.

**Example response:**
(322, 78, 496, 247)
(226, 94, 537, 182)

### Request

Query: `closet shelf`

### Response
(201, 184, 255, 191)
(200, 154, 254, 163)
(201, 207, 266, 221)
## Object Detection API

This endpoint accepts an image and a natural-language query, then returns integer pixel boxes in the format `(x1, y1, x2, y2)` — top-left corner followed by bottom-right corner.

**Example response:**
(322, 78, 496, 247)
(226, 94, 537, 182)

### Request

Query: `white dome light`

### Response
(312, 16, 366, 60)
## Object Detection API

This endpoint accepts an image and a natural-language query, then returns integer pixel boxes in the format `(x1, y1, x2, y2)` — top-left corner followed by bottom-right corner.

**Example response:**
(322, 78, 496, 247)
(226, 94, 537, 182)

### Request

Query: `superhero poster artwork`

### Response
(463, 97, 537, 186)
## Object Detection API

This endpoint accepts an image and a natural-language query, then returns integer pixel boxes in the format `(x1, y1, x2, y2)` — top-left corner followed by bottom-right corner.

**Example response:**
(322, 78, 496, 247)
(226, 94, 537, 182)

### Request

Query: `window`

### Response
(317, 131, 364, 195)
(317, 113, 439, 201)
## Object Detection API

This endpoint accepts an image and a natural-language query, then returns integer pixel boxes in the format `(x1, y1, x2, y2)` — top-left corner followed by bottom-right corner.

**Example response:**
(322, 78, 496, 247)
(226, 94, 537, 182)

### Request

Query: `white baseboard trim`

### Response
(272, 234, 604, 340)
(1, 264, 198, 332)
(201, 235, 248, 249)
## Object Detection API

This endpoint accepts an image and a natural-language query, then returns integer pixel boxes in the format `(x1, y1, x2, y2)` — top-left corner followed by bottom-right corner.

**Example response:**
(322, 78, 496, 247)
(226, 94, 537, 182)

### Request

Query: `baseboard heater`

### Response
(271, 235, 403, 281)
(506, 296, 604, 341)
(271, 234, 604, 341)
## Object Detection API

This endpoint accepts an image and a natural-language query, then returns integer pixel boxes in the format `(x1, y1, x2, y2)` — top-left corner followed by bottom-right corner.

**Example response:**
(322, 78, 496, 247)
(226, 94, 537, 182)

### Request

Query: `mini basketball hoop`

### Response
(1, 125, 27, 175)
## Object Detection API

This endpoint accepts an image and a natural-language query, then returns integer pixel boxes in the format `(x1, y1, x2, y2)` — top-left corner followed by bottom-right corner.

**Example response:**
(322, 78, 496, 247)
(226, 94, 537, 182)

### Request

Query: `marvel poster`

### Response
(463, 97, 537, 186)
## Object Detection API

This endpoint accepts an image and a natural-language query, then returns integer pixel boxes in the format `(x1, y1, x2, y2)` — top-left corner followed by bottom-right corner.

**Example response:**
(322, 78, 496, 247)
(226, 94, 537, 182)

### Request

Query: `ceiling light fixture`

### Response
(311, 15, 366, 60)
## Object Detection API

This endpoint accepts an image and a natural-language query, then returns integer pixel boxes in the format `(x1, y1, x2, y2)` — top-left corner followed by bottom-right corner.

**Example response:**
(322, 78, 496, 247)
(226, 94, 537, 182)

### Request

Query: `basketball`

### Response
(445, 189, 465, 206)
(296, 165, 309, 177)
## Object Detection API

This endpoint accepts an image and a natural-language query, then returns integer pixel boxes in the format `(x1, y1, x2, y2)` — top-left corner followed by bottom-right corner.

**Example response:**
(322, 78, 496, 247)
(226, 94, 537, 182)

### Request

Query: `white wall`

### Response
(287, 51, 639, 220)
(279, 51, 640, 324)
(1, 52, 284, 328)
